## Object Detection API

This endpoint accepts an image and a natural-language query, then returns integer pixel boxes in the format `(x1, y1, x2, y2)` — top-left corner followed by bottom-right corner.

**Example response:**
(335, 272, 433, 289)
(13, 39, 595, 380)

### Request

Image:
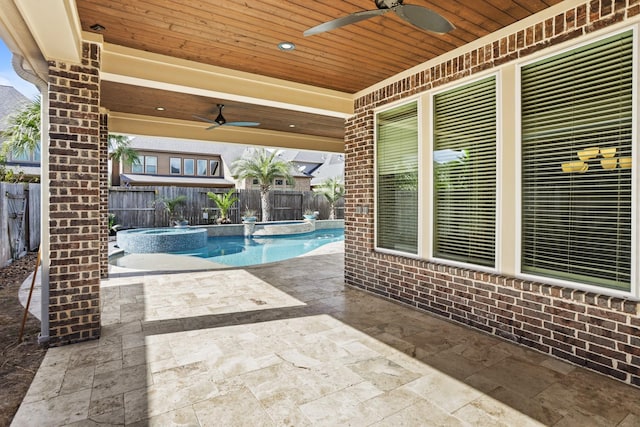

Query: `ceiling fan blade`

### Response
(192, 114, 218, 124)
(304, 9, 388, 36)
(195, 105, 258, 130)
(224, 121, 261, 127)
(394, 4, 455, 34)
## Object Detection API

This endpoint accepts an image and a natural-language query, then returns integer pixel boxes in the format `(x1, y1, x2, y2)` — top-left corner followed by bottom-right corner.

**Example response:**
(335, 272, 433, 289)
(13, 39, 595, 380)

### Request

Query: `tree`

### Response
(206, 189, 238, 223)
(231, 148, 293, 222)
(1, 96, 137, 168)
(313, 177, 345, 220)
(1, 96, 40, 161)
(153, 194, 187, 226)
(108, 134, 139, 167)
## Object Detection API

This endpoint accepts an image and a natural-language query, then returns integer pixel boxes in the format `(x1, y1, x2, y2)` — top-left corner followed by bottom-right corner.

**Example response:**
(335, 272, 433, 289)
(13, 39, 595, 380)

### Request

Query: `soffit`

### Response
(5, 0, 567, 150)
(77, 0, 563, 93)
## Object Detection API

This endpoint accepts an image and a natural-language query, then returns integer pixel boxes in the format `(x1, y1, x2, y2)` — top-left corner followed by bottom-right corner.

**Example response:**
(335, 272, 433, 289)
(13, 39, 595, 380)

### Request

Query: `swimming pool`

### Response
(190, 228, 344, 267)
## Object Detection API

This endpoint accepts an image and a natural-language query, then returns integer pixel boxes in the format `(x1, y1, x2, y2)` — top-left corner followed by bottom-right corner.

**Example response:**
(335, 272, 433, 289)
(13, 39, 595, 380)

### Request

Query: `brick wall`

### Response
(345, 0, 640, 387)
(47, 42, 102, 345)
(99, 113, 108, 279)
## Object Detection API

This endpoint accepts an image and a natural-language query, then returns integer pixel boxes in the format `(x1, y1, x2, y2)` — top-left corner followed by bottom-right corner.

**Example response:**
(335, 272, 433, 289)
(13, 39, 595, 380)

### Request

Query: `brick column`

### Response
(99, 113, 109, 279)
(344, 109, 375, 290)
(47, 42, 102, 345)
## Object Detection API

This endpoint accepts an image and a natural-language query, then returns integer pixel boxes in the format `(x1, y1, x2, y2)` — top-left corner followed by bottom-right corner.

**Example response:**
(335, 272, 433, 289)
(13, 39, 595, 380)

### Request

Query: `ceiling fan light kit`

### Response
(194, 104, 260, 130)
(304, 0, 455, 36)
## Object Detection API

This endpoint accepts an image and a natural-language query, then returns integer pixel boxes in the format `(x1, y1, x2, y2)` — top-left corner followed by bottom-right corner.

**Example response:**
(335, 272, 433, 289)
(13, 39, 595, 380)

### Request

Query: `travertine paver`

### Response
(12, 242, 640, 426)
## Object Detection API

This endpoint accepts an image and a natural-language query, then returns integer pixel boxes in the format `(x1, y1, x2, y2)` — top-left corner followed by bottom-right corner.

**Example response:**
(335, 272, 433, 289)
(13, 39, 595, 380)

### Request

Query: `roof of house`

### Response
(311, 156, 344, 186)
(0, 85, 29, 131)
(126, 136, 332, 178)
(120, 173, 235, 187)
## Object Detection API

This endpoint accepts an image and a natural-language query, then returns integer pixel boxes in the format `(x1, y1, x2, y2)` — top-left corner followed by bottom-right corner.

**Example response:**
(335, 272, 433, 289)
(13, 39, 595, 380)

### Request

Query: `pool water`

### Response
(196, 228, 344, 267)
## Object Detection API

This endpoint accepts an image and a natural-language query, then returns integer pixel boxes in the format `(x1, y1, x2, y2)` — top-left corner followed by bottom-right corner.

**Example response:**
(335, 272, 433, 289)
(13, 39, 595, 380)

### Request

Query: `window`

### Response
(184, 158, 194, 175)
(131, 156, 144, 173)
(275, 179, 284, 186)
(210, 160, 219, 176)
(520, 30, 633, 291)
(170, 157, 181, 175)
(197, 159, 207, 176)
(145, 156, 157, 174)
(9, 151, 30, 162)
(252, 178, 259, 185)
(376, 101, 419, 254)
(433, 76, 497, 267)
(7, 142, 40, 163)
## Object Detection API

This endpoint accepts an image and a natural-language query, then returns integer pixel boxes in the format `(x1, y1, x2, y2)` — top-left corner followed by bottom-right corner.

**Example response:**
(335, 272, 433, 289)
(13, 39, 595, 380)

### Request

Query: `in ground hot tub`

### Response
(117, 227, 208, 253)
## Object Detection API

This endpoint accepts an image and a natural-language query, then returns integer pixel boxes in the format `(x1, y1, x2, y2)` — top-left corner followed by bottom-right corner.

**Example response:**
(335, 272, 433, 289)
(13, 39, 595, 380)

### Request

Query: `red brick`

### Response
(47, 41, 103, 347)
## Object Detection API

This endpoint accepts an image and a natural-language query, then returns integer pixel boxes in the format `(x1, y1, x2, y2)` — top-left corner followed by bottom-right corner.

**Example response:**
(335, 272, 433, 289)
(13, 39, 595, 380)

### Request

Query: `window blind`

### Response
(521, 30, 633, 290)
(376, 101, 419, 253)
(433, 76, 497, 267)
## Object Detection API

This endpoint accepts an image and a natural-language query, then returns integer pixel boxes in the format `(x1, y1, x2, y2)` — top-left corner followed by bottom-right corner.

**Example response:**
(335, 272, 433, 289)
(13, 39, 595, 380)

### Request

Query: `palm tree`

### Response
(231, 148, 293, 222)
(1, 96, 40, 160)
(207, 189, 238, 223)
(313, 177, 345, 220)
(1, 97, 137, 167)
(108, 134, 139, 167)
(154, 194, 187, 226)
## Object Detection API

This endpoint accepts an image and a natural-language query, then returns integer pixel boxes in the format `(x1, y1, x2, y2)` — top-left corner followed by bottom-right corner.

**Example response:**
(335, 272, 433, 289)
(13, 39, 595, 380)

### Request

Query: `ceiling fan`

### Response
(193, 104, 260, 130)
(304, 0, 455, 36)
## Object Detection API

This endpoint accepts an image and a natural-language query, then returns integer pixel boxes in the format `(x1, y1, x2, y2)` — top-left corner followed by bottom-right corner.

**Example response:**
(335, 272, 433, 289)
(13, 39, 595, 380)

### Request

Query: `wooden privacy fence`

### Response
(109, 186, 344, 229)
(0, 182, 41, 267)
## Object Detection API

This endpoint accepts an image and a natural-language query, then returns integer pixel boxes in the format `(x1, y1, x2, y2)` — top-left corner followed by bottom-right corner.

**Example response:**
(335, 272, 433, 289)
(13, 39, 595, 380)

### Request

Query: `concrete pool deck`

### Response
(14, 242, 640, 426)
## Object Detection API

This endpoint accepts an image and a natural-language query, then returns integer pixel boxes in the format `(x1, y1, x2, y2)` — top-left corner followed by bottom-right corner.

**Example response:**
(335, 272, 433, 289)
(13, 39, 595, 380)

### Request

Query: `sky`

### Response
(0, 37, 39, 99)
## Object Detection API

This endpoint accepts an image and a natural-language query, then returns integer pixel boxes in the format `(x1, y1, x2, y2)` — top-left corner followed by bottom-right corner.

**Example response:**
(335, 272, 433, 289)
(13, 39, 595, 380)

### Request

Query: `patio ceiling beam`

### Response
(13, 0, 83, 65)
(99, 42, 354, 119)
(108, 112, 345, 153)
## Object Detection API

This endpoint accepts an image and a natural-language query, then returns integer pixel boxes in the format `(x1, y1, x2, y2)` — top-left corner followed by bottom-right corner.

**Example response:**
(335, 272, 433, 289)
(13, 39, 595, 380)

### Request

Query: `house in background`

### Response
(310, 153, 344, 188)
(111, 135, 344, 191)
(0, 84, 40, 180)
(278, 150, 345, 189)
(113, 136, 234, 188)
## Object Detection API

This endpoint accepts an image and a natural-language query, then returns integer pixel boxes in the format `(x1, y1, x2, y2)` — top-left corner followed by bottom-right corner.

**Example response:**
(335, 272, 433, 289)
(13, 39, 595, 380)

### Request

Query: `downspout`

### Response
(11, 54, 50, 345)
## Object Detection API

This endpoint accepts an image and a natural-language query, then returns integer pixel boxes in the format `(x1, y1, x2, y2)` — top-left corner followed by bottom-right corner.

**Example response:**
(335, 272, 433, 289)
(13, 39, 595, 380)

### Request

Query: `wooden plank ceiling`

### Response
(76, 0, 562, 140)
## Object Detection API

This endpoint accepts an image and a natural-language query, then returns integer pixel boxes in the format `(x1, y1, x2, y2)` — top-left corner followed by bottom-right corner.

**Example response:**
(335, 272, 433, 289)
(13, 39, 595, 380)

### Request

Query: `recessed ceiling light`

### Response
(90, 23, 105, 32)
(155, 106, 165, 111)
(289, 124, 296, 128)
(278, 41, 296, 51)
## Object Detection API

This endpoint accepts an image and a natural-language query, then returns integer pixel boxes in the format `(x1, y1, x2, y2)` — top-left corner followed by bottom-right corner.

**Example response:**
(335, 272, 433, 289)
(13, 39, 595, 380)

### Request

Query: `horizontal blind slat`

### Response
(520, 30, 632, 291)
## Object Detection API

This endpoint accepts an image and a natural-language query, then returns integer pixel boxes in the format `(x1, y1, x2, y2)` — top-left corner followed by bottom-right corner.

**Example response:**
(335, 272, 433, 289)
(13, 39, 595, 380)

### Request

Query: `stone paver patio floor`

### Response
(12, 243, 640, 426)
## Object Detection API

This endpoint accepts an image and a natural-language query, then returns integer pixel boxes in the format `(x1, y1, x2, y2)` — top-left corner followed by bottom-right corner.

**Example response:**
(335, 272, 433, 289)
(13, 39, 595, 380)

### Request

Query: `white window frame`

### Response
(184, 158, 195, 176)
(373, 96, 423, 258)
(131, 155, 144, 173)
(196, 159, 207, 176)
(515, 25, 639, 299)
(210, 159, 220, 176)
(428, 72, 502, 273)
(170, 157, 181, 175)
(145, 156, 157, 174)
